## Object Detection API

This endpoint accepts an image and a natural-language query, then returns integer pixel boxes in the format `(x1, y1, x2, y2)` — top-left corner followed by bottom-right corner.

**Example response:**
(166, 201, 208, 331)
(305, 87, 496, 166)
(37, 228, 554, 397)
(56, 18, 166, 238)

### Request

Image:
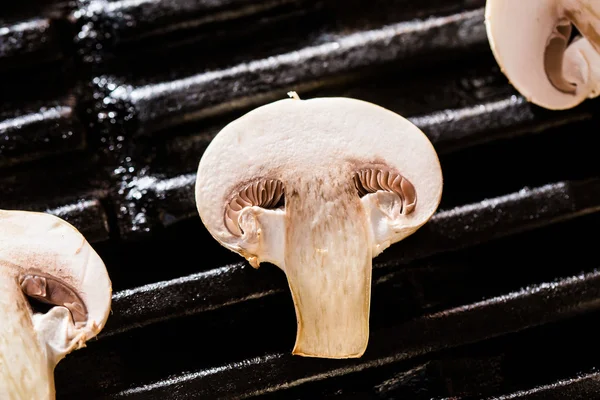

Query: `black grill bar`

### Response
(87, 7, 487, 137)
(108, 269, 600, 399)
(481, 373, 600, 400)
(0, 192, 111, 242)
(6, 88, 585, 242)
(105, 178, 600, 337)
(53, 207, 600, 398)
(0, 99, 85, 167)
(110, 100, 598, 239)
(409, 96, 594, 154)
(250, 310, 600, 399)
(0, 17, 63, 70)
(72, 0, 319, 64)
(1, 3, 592, 173)
(45, 197, 111, 243)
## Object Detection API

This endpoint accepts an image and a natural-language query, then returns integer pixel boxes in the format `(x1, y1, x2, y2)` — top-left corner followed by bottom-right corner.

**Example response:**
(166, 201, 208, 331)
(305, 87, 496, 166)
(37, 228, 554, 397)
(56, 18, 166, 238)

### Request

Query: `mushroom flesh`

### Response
(195, 95, 443, 358)
(485, 0, 600, 109)
(0, 210, 112, 399)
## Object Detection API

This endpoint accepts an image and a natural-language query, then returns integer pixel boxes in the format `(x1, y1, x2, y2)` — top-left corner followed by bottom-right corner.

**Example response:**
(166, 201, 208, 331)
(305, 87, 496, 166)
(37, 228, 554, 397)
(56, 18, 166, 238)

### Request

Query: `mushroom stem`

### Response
(284, 176, 371, 359)
(0, 269, 54, 399)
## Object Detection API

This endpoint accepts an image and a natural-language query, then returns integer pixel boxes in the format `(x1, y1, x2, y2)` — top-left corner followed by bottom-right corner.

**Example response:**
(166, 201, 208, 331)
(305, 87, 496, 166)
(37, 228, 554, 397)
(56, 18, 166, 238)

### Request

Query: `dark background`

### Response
(1, 0, 600, 398)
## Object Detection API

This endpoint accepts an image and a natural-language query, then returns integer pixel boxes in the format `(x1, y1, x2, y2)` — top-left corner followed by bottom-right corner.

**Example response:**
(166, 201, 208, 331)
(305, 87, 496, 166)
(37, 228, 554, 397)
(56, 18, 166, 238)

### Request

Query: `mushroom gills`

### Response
(354, 169, 416, 215)
(545, 20, 577, 93)
(225, 179, 284, 236)
(20, 274, 88, 326)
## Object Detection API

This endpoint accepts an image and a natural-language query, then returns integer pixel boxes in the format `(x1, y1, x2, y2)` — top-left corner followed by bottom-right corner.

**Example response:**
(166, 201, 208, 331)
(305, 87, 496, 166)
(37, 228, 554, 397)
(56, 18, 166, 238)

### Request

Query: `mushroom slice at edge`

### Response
(0, 209, 112, 399)
(485, 0, 600, 110)
(195, 96, 443, 359)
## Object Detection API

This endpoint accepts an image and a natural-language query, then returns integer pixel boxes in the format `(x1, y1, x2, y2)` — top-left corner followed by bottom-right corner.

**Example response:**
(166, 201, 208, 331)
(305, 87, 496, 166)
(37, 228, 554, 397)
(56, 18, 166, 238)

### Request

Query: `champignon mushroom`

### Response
(0, 210, 111, 399)
(195, 94, 443, 359)
(485, 0, 600, 110)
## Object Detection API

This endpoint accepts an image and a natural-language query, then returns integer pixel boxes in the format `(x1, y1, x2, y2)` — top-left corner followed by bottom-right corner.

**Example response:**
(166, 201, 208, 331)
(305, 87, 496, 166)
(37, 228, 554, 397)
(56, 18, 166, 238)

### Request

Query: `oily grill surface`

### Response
(1, 0, 599, 399)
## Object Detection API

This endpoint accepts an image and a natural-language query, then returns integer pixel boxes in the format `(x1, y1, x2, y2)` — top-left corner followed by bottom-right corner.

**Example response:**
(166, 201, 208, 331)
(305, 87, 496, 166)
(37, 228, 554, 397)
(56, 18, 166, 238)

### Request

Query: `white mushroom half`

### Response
(195, 95, 443, 359)
(485, 0, 600, 109)
(0, 210, 112, 399)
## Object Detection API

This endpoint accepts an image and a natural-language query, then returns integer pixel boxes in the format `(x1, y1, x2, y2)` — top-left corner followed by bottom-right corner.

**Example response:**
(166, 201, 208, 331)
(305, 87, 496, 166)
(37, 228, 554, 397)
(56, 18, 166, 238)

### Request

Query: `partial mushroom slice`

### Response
(0, 210, 112, 399)
(485, 0, 600, 110)
(195, 95, 443, 359)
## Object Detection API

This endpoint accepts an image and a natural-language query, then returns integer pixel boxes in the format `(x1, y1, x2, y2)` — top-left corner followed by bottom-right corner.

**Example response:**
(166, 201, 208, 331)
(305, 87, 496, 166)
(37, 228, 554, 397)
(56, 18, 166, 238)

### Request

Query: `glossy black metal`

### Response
(0, 0, 599, 399)
(106, 271, 600, 399)
(481, 373, 600, 400)
(0, 17, 63, 70)
(0, 96, 85, 167)
(85, 7, 488, 137)
(72, 0, 320, 64)
(103, 178, 600, 337)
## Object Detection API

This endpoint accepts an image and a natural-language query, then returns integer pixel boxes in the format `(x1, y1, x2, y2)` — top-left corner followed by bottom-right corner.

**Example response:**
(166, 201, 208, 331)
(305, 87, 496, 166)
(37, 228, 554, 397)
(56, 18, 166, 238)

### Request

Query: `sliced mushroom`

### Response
(195, 95, 443, 359)
(485, 0, 600, 109)
(0, 210, 112, 399)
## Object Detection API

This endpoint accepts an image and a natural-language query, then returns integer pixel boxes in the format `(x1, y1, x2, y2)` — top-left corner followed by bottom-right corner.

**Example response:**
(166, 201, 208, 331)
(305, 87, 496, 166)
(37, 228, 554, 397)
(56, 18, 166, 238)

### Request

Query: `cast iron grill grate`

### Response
(1, 0, 599, 399)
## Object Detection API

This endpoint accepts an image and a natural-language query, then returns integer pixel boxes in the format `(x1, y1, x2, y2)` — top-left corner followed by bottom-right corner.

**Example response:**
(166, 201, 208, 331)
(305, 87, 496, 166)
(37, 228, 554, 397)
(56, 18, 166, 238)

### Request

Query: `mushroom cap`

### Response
(0, 210, 112, 341)
(196, 97, 443, 250)
(485, 0, 590, 110)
